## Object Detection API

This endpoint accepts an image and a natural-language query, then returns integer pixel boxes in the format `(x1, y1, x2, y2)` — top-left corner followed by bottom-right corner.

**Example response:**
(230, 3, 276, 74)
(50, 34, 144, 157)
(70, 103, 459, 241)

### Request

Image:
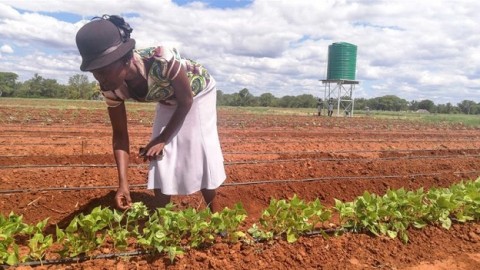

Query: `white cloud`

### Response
(0, 45, 14, 53)
(0, 0, 480, 104)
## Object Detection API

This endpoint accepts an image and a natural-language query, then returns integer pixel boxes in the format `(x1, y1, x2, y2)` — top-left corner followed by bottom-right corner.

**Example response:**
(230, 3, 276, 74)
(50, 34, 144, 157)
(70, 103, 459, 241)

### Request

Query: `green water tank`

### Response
(327, 42, 357, 80)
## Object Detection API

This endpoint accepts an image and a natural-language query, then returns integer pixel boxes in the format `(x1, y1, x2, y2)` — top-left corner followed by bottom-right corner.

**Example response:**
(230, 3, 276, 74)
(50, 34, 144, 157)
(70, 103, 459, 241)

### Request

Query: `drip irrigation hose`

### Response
(0, 147, 479, 159)
(251, 227, 342, 243)
(0, 164, 140, 169)
(0, 183, 147, 194)
(1, 170, 478, 195)
(1, 129, 478, 139)
(221, 172, 442, 186)
(224, 147, 480, 154)
(1, 142, 70, 146)
(3, 138, 480, 146)
(0, 250, 151, 268)
(226, 154, 480, 165)
(1, 153, 479, 169)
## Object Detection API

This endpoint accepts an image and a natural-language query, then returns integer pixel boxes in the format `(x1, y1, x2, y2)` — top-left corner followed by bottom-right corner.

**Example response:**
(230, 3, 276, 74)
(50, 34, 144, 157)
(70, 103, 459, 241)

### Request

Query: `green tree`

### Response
(417, 99, 435, 112)
(436, 102, 456, 114)
(216, 90, 225, 105)
(293, 94, 317, 108)
(217, 91, 237, 106)
(237, 88, 256, 106)
(457, 100, 477, 115)
(43, 78, 65, 98)
(0, 72, 19, 97)
(369, 95, 408, 111)
(258, 93, 277, 107)
(354, 97, 368, 110)
(66, 74, 95, 99)
(278, 95, 296, 108)
(409, 100, 419, 111)
(14, 74, 62, 98)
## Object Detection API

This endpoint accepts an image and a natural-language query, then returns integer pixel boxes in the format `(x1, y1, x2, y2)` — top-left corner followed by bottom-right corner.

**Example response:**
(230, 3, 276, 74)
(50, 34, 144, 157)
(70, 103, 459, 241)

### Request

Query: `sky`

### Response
(0, 0, 479, 104)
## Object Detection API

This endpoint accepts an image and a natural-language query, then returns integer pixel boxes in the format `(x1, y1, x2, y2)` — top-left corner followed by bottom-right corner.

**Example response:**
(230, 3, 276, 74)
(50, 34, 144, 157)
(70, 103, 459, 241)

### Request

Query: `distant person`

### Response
(317, 98, 323, 116)
(75, 15, 226, 211)
(328, 101, 334, 117)
(365, 106, 370, 116)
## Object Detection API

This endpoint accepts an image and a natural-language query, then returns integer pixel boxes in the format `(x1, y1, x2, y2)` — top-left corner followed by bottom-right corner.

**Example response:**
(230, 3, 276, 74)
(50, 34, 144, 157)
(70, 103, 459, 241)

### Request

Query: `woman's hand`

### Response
(146, 142, 165, 157)
(115, 185, 132, 210)
(140, 139, 165, 161)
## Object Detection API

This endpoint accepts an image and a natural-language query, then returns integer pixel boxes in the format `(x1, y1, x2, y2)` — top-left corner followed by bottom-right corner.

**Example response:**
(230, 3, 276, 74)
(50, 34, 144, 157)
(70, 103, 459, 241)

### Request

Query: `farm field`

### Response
(1, 98, 480, 269)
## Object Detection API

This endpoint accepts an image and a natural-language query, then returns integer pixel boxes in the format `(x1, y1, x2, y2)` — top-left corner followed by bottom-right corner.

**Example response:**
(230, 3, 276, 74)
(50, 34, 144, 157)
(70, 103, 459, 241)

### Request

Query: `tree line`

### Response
(0, 72, 99, 100)
(1, 71, 479, 114)
(218, 89, 478, 114)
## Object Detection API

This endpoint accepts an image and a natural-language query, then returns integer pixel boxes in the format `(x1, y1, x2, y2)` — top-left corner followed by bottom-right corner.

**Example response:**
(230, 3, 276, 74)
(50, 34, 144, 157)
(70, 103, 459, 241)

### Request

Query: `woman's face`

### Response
(91, 59, 128, 91)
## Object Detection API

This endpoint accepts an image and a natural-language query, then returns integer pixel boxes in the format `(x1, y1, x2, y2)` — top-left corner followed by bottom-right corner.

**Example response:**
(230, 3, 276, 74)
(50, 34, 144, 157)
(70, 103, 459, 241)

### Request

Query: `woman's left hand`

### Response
(140, 140, 165, 161)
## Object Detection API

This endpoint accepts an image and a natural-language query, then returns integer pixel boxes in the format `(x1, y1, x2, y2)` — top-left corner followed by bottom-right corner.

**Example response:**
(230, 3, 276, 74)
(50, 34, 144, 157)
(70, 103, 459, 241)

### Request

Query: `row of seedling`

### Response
(1, 178, 479, 266)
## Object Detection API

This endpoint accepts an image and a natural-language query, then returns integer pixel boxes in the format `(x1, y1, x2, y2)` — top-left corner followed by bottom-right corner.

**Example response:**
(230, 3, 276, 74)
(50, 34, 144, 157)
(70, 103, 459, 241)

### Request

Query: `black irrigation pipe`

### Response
(1, 129, 477, 137)
(1, 147, 480, 159)
(224, 148, 480, 154)
(0, 130, 109, 135)
(0, 164, 140, 169)
(1, 153, 480, 169)
(0, 135, 87, 139)
(226, 154, 480, 165)
(0, 183, 146, 194)
(0, 133, 96, 137)
(3, 138, 480, 146)
(1, 170, 479, 195)
(0, 142, 145, 146)
(0, 250, 151, 268)
(0, 133, 475, 140)
(1, 128, 476, 136)
(1, 142, 72, 146)
(218, 171, 473, 186)
(222, 139, 480, 143)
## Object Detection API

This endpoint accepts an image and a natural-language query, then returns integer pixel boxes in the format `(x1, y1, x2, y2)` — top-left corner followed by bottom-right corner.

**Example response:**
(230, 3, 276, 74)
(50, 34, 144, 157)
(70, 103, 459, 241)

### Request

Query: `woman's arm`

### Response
(107, 102, 132, 209)
(144, 61, 193, 157)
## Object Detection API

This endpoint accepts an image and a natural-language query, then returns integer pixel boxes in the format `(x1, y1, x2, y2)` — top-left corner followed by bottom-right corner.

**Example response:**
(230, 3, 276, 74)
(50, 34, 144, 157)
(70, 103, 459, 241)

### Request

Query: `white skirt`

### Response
(147, 77, 226, 195)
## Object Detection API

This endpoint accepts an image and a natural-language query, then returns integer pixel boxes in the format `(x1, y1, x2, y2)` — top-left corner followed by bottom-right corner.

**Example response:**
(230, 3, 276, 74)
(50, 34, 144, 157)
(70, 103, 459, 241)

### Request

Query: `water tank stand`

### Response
(320, 79, 359, 117)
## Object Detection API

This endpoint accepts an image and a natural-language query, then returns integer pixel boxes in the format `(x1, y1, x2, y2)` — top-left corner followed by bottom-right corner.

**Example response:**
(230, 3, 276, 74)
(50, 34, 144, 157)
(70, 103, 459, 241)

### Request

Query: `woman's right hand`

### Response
(115, 186, 132, 210)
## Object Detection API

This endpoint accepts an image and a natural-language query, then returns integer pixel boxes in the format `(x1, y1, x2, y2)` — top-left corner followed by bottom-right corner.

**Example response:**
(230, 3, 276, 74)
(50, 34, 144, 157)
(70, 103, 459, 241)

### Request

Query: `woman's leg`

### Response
(153, 189, 171, 208)
(201, 189, 219, 212)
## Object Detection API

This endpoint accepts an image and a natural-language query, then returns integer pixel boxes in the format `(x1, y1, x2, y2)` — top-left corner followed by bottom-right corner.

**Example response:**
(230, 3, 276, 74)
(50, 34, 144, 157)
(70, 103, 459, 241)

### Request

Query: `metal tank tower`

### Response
(320, 42, 359, 116)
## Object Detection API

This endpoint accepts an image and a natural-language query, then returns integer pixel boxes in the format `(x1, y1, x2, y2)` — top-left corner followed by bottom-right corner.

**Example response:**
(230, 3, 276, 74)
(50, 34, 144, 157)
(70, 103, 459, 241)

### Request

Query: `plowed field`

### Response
(1, 99, 480, 269)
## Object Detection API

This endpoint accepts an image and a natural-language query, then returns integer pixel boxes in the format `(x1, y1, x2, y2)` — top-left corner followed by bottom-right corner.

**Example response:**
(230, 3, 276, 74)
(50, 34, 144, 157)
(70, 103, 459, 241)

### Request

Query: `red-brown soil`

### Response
(1, 102, 480, 269)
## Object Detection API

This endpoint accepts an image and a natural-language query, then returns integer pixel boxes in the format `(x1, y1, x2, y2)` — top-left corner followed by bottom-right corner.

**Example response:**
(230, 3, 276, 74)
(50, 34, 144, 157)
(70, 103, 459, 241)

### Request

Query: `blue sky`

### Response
(174, 0, 253, 8)
(1, 0, 480, 104)
(36, 11, 82, 23)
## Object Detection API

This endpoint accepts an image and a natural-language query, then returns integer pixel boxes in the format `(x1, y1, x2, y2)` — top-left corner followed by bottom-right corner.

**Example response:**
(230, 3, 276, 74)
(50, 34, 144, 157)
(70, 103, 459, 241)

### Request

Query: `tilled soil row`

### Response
(1, 107, 480, 269)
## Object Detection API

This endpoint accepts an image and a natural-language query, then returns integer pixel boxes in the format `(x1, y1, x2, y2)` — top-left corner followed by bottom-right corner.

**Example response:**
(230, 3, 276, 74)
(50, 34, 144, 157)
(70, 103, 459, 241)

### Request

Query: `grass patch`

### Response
(220, 106, 314, 116)
(356, 110, 480, 128)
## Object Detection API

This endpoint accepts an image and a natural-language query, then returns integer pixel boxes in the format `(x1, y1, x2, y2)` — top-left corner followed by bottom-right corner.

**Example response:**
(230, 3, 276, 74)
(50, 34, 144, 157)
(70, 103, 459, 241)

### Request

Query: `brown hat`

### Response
(76, 19, 135, 71)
